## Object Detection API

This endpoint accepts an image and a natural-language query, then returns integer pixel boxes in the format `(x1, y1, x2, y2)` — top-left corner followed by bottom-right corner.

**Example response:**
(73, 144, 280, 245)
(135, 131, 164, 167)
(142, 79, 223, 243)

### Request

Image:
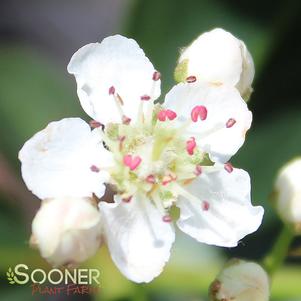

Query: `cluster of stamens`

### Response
(89, 73, 236, 222)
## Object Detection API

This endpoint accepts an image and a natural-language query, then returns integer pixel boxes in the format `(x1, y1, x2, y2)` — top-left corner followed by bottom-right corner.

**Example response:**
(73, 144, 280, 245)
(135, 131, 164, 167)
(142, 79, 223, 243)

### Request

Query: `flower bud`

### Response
(209, 259, 270, 301)
(31, 197, 102, 266)
(175, 28, 255, 101)
(273, 158, 301, 232)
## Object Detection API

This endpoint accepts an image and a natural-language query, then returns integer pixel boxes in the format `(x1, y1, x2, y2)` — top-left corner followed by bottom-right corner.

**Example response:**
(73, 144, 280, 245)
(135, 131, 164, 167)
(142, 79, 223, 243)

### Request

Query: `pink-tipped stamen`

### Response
(194, 165, 202, 176)
(90, 165, 100, 173)
(119, 136, 126, 151)
(202, 201, 210, 211)
(122, 196, 132, 203)
(186, 137, 196, 155)
(109, 88, 127, 122)
(157, 110, 167, 121)
(152, 71, 161, 81)
(162, 174, 177, 186)
(162, 215, 172, 223)
(157, 109, 177, 121)
(109, 86, 115, 95)
(146, 175, 156, 184)
(123, 155, 142, 171)
(140, 95, 151, 101)
(122, 115, 131, 125)
(89, 120, 103, 129)
(166, 109, 177, 120)
(186, 75, 197, 83)
(224, 162, 234, 173)
(191, 105, 207, 122)
(226, 118, 236, 128)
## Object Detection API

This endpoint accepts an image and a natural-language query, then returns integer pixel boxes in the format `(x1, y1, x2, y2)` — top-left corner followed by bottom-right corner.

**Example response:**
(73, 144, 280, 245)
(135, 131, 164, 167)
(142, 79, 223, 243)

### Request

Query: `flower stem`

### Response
(262, 224, 294, 278)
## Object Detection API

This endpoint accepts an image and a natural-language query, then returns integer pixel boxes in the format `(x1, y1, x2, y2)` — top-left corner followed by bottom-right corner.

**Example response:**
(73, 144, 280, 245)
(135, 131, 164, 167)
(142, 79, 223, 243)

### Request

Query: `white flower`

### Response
(273, 157, 301, 231)
(175, 28, 255, 100)
(209, 259, 270, 301)
(31, 197, 102, 266)
(19, 33, 263, 283)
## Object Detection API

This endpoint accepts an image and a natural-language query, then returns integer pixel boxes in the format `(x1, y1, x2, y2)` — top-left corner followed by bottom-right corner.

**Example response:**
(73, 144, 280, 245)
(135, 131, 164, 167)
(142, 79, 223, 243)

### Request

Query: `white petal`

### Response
(176, 167, 263, 247)
(99, 195, 175, 283)
(68, 35, 161, 124)
(19, 118, 112, 199)
(236, 41, 255, 100)
(32, 197, 102, 266)
(180, 28, 243, 87)
(164, 83, 252, 162)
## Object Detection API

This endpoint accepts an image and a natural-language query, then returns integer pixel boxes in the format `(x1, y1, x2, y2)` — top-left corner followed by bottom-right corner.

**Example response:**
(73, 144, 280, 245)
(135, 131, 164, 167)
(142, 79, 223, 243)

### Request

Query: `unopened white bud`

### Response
(175, 28, 255, 101)
(31, 197, 102, 266)
(273, 157, 301, 232)
(209, 259, 270, 301)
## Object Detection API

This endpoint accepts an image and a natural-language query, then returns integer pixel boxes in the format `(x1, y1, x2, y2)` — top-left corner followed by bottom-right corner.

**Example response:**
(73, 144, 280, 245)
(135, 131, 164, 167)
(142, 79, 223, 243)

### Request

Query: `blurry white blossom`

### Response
(273, 157, 301, 232)
(31, 197, 102, 266)
(175, 28, 255, 100)
(209, 259, 270, 301)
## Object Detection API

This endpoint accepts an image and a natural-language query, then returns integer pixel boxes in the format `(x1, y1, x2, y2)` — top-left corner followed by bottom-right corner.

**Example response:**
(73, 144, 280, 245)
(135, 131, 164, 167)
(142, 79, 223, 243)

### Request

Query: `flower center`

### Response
(103, 106, 212, 210)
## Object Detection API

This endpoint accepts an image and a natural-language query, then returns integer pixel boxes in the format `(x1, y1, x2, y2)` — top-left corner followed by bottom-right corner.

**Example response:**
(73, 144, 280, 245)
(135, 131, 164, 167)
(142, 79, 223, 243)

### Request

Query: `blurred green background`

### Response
(0, 0, 301, 300)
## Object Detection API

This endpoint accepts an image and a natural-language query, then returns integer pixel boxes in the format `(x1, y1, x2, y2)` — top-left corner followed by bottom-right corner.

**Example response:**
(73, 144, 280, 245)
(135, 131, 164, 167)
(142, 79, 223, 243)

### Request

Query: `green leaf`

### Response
(0, 46, 82, 165)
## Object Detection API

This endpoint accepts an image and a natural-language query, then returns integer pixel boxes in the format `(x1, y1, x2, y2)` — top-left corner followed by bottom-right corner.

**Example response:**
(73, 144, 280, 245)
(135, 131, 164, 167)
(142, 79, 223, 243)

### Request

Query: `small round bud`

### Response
(175, 28, 254, 101)
(273, 158, 301, 232)
(31, 197, 102, 267)
(209, 259, 270, 301)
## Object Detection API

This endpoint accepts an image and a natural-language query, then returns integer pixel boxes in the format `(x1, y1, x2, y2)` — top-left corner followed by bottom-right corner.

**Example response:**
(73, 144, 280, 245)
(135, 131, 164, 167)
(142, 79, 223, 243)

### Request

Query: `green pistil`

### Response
(105, 123, 119, 140)
(152, 136, 171, 161)
(159, 191, 174, 201)
(105, 118, 213, 200)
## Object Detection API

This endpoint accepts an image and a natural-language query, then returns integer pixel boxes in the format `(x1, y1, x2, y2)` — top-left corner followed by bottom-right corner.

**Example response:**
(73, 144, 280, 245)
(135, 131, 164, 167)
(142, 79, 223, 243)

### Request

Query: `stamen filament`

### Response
(136, 99, 145, 125)
(173, 183, 199, 203)
(152, 192, 168, 216)
(111, 93, 126, 122)
(145, 76, 160, 125)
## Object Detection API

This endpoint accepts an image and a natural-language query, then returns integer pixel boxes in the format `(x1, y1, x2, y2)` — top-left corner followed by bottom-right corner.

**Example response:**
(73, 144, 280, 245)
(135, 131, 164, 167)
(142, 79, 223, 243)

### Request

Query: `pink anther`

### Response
(186, 76, 197, 83)
(226, 118, 236, 128)
(152, 71, 161, 81)
(123, 155, 142, 171)
(90, 165, 100, 173)
(109, 86, 115, 95)
(191, 105, 207, 122)
(224, 162, 234, 173)
(146, 175, 156, 184)
(186, 137, 196, 155)
(202, 201, 210, 211)
(162, 215, 172, 223)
